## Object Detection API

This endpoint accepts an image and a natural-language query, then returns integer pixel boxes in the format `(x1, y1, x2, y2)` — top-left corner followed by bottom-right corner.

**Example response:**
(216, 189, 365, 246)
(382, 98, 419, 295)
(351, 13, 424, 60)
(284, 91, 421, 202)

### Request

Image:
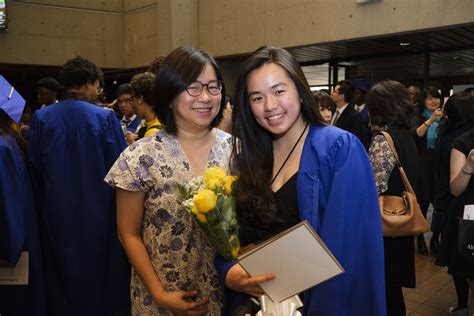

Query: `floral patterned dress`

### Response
(105, 129, 231, 315)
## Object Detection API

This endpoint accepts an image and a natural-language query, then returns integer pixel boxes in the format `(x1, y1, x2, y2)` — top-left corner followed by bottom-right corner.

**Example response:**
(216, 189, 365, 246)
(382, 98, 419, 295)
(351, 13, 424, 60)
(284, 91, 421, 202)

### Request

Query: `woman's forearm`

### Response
(415, 119, 432, 137)
(450, 149, 472, 197)
(120, 233, 166, 303)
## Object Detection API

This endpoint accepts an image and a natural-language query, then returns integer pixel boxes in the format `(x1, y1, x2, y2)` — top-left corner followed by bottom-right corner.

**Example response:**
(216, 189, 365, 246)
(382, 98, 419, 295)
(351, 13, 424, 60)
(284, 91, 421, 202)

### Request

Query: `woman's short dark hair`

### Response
(313, 91, 334, 111)
(366, 80, 412, 130)
(418, 86, 443, 110)
(152, 46, 226, 135)
(59, 56, 103, 90)
(130, 72, 155, 106)
(232, 46, 324, 228)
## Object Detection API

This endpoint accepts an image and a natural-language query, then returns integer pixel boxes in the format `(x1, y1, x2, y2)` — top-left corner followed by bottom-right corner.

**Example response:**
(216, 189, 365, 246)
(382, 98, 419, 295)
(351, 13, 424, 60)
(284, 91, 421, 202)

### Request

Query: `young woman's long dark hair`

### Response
(232, 46, 325, 228)
(0, 112, 27, 161)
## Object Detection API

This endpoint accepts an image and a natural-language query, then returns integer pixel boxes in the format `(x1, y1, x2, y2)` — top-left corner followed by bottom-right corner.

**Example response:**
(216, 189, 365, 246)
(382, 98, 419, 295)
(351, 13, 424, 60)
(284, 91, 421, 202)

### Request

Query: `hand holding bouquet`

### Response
(176, 167, 240, 260)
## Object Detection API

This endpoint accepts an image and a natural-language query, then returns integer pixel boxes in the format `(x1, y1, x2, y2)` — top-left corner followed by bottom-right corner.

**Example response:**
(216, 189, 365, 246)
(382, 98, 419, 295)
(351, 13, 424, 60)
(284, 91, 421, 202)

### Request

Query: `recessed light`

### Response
(400, 42, 411, 46)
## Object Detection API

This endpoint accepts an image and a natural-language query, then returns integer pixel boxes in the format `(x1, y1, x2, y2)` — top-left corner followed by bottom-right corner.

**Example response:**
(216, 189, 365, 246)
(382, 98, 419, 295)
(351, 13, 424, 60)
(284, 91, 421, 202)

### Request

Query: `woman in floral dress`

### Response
(105, 46, 231, 315)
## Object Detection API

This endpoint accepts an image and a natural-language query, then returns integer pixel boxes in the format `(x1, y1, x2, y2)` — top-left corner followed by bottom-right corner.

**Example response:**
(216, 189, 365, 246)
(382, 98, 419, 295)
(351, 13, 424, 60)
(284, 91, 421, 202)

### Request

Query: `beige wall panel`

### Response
(199, 0, 474, 57)
(200, 14, 266, 56)
(13, 0, 123, 12)
(1, 34, 123, 67)
(0, 3, 124, 67)
(171, 0, 199, 48)
(124, 7, 159, 68)
(156, 0, 172, 55)
(124, 0, 157, 13)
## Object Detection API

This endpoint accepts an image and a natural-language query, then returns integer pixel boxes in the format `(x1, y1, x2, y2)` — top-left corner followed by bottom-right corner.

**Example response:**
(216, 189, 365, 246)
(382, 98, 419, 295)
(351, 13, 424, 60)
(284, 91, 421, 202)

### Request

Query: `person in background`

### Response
(313, 90, 333, 124)
(147, 56, 166, 75)
(37, 77, 60, 109)
(125, 71, 162, 145)
(407, 85, 421, 108)
(216, 95, 233, 134)
(27, 56, 130, 316)
(116, 83, 142, 132)
(330, 80, 369, 149)
(447, 125, 474, 316)
(225, 46, 386, 315)
(0, 88, 47, 316)
(353, 82, 372, 148)
(435, 92, 474, 316)
(105, 46, 231, 315)
(412, 87, 445, 256)
(366, 80, 418, 316)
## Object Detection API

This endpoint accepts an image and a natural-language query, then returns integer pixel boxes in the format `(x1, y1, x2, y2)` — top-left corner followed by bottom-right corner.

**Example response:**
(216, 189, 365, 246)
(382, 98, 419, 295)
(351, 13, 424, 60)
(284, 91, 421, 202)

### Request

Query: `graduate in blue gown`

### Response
(222, 47, 386, 315)
(27, 57, 130, 316)
(0, 80, 47, 316)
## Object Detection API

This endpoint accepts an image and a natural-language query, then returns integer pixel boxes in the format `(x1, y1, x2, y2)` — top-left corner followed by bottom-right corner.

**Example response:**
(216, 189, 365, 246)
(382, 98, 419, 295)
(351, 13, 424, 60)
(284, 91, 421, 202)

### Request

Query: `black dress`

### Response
(239, 174, 300, 246)
(412, 111, 438, 206)
(436, 130, 474, 278)
(370, 128, 417, 288)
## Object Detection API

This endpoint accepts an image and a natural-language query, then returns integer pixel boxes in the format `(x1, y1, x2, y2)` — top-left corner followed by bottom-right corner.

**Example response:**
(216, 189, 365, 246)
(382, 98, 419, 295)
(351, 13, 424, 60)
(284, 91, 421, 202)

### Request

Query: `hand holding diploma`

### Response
(225, 263, 276, 297)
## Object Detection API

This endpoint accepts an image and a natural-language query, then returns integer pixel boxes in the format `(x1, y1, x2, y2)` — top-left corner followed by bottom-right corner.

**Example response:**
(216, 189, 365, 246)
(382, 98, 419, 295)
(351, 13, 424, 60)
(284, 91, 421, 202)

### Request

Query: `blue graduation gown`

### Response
(219, 125, 386, 316)
(297, 125, 386, 315)
(0, 136, 47, 316)
(27, 100, 131, 316)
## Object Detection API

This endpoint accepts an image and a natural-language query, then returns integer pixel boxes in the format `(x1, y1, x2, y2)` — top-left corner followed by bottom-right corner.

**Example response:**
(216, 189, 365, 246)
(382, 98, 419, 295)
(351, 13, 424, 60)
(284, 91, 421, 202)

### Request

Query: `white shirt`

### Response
(354, 103, 366, 112)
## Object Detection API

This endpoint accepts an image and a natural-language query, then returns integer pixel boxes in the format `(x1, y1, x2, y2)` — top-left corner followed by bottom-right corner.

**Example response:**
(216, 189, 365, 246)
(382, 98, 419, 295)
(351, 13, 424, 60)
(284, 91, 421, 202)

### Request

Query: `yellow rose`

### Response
(205, 178, 222, 190)
(204, 167, 226, 189)
(193, 189, 217, 213)
(223, 175, 237, 194)
(195, 213, 207, 224)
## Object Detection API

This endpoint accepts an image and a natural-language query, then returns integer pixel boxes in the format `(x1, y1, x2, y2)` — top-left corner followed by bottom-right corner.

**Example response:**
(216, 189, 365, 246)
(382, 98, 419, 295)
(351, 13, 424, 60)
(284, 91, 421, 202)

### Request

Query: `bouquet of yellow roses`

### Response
(176, 167, 240, 261)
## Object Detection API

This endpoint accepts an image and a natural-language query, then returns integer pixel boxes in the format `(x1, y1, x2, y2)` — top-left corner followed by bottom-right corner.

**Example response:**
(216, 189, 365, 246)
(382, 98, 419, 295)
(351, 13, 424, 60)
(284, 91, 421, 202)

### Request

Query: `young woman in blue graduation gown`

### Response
(219, 46, 386, 315)
(0, 112, 47, 316)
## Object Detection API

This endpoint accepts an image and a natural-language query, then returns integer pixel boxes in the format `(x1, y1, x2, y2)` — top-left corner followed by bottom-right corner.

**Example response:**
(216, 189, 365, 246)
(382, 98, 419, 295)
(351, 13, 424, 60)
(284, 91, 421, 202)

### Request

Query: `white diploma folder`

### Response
(237, 220, 344, 302)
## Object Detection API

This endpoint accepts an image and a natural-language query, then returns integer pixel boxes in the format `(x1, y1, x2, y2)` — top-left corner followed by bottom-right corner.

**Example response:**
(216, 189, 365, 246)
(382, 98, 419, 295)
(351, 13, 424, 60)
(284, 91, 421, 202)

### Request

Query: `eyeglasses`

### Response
(186, 80, 222, 97)
(97, 87, 104, 94)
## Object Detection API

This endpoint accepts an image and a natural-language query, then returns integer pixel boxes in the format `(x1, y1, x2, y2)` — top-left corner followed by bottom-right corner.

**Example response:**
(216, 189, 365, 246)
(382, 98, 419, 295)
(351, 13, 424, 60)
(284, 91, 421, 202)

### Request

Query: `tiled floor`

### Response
(404, 249, 458, 315)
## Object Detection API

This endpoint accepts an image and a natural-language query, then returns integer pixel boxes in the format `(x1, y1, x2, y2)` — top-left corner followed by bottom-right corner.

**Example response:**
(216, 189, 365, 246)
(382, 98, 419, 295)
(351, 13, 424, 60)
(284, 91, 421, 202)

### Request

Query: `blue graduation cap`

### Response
(0, 75, 26, 123)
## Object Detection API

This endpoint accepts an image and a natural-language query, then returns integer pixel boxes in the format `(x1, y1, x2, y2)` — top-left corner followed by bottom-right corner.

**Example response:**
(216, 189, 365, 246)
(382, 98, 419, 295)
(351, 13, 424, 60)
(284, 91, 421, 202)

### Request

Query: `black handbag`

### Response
(457, 218, 474, 259)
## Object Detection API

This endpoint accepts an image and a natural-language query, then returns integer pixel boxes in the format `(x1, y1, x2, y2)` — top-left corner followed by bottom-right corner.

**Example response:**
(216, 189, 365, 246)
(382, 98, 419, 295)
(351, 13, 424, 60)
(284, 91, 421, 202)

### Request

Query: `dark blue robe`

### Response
(27, 100, 131, 316)
(219, 125, 386, 315)
(0, 135, 47, 316)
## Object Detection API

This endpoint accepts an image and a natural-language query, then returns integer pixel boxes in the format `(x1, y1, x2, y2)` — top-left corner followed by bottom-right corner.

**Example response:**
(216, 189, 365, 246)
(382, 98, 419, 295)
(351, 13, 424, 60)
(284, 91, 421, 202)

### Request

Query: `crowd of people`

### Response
(1, 45, 473, 316)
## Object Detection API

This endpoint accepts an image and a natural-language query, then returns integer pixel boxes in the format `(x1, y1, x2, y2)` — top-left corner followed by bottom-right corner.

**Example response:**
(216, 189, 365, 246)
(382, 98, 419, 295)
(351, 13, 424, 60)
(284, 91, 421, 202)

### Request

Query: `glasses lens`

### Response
(207, 81, 222, 95)
(98, 87, 104, 94)
(187, 83, 203, 96)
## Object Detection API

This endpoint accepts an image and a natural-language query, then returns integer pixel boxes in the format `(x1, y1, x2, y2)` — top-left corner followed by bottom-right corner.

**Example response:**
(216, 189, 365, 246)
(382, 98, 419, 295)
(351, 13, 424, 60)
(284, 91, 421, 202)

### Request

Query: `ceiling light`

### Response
(399, 42, 410, 46)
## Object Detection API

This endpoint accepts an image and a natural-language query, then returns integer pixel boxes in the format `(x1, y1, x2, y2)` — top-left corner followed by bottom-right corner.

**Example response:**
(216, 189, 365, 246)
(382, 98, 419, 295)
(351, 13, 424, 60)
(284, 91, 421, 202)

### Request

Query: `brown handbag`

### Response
(378, 131, 429, 237)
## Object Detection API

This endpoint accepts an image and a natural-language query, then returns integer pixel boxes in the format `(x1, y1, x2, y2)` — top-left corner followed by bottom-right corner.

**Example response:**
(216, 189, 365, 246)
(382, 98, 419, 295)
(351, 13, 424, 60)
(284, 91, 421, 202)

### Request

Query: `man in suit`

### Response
(330, 80, 367, 147)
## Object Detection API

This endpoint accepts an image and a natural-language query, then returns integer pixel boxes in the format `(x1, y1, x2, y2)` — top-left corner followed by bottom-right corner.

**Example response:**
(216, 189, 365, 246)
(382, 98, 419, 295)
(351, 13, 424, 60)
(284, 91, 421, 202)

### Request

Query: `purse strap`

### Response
(378, 131, 416, 195)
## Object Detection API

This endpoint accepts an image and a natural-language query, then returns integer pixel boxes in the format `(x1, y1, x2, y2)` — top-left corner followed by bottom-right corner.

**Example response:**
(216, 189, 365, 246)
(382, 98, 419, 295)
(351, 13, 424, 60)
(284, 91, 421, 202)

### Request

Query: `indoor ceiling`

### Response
(218, 22, 474, 87)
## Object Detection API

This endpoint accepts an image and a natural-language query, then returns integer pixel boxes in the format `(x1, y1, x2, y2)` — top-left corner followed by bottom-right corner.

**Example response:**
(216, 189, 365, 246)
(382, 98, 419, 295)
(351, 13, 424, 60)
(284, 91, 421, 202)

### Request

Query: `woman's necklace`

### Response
(271, 123, 309, 184)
